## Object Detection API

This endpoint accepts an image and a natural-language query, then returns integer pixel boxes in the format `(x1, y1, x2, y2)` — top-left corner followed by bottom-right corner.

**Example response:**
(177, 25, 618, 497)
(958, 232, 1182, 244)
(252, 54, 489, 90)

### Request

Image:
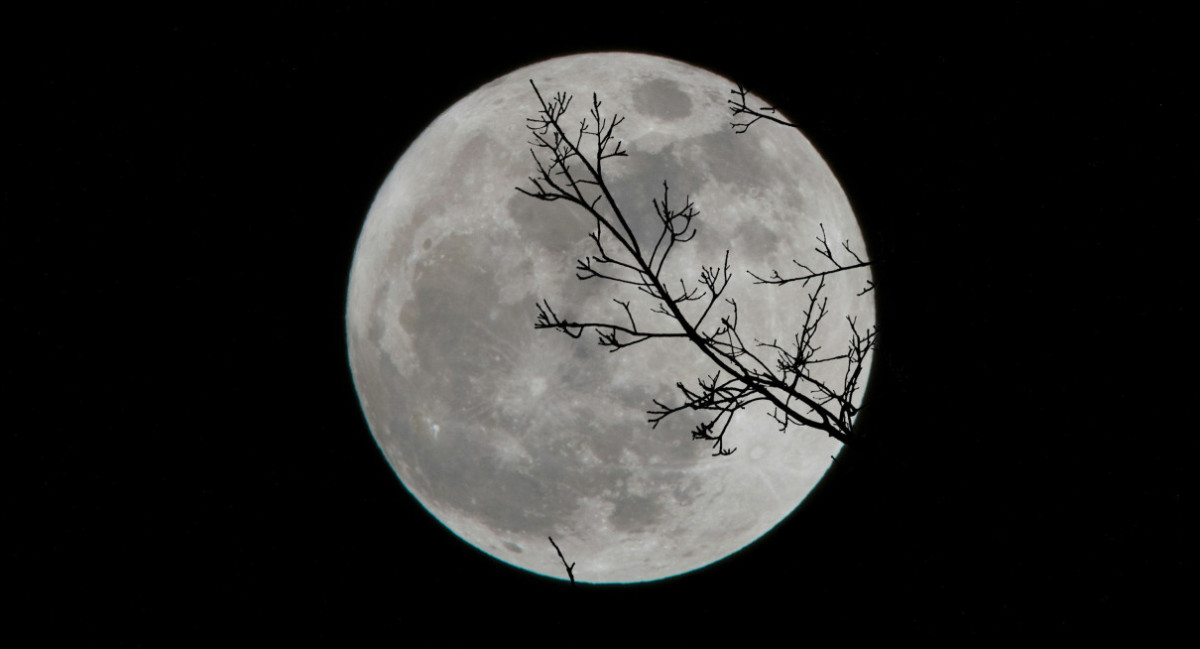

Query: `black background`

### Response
(7, 4, 1192, 642)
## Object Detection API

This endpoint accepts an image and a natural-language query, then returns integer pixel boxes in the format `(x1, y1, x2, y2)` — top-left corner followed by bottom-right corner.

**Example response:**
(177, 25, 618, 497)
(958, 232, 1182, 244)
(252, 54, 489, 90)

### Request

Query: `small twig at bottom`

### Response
(548, 536, 575, 585)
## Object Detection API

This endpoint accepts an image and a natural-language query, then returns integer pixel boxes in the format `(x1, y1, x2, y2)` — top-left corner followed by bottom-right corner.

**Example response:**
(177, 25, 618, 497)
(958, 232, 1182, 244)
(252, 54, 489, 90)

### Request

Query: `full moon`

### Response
(346, 53, 873, 583)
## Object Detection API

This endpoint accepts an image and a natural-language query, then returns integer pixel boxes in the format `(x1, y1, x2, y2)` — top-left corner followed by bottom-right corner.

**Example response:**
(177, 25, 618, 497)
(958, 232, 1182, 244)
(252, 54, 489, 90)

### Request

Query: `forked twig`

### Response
(548, 536, 575, 585)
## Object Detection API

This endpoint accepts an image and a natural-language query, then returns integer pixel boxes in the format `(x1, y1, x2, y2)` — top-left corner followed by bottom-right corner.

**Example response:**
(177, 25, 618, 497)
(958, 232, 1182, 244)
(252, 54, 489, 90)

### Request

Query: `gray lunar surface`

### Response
(346, 53, 873, 582)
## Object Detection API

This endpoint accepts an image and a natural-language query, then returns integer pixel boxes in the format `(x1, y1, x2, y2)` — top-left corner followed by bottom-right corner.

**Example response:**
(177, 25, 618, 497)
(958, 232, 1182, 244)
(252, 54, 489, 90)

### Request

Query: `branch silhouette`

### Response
(548, 536, 575, 585)
(747, 223, 877, 297)
(728, 84, 799, 134)
(518, 80, 875, 454)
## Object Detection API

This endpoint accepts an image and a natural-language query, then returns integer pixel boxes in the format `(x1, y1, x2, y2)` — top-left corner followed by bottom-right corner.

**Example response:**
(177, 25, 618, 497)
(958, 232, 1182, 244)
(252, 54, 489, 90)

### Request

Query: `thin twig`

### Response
(548, 536, 575, 585)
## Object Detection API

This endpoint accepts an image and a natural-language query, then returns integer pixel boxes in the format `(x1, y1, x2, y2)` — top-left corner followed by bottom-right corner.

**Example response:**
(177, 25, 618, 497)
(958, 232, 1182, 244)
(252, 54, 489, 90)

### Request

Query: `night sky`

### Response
(8, 5, 1191, 641)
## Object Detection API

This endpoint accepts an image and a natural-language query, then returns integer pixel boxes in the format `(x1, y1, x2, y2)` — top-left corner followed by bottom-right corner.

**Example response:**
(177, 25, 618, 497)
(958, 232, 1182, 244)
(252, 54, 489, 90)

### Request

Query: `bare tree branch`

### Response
(747, 224, 875, 297)
(518, 80, 876, 454)
(548, 536, 575, 585)
(728, 84, 798, 133)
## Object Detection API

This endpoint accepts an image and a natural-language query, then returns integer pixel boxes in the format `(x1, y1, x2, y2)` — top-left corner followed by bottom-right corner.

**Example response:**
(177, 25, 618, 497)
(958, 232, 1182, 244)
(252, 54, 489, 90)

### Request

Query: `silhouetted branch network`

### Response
(518, 80, 875, 455)
(748, 223, 877, 297)
(728, 84, 798, 134)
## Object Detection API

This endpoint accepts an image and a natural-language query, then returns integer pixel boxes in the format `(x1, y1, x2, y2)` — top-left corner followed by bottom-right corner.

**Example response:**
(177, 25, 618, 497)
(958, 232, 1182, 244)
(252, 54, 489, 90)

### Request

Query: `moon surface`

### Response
(346, 53, 873, 583)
